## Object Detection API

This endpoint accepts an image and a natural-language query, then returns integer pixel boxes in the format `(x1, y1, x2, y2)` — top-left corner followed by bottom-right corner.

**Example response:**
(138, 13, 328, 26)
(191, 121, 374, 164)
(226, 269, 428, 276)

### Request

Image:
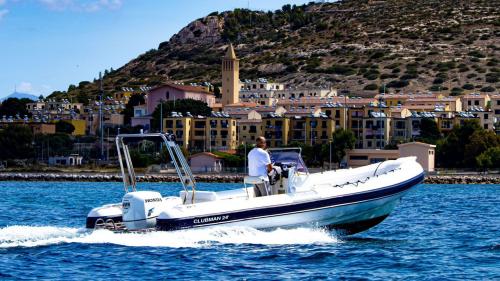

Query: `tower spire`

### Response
(221, 43, 240, 106)
(225, 43, 237, 60)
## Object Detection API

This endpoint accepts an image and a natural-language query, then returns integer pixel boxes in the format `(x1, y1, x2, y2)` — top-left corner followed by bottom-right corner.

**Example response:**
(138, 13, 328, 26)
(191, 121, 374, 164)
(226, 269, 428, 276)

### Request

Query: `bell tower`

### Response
(221, 44, 239, 105)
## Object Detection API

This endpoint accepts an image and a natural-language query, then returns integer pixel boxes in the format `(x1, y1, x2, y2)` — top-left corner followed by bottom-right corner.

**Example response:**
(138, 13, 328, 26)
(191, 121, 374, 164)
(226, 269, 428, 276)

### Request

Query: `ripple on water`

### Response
(0, 182, 498, 280)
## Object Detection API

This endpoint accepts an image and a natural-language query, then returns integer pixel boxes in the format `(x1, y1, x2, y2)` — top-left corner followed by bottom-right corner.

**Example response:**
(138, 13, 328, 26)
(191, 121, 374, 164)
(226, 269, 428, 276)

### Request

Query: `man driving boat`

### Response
(248, 136, 273, 197)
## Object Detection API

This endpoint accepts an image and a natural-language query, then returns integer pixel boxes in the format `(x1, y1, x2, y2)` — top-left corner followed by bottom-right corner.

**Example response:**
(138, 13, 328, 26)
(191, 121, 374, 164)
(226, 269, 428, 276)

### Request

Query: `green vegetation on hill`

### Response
(47, 0, 500, 102)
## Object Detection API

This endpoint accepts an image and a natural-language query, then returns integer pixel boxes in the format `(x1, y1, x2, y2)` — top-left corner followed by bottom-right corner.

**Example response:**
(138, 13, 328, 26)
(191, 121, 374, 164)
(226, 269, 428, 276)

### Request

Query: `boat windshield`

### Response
(268, 148, 308, 173)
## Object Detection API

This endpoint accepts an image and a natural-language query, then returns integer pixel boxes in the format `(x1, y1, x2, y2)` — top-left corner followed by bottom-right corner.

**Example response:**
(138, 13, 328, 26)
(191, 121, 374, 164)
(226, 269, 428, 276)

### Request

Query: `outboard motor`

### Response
(122, 191, 163, 230)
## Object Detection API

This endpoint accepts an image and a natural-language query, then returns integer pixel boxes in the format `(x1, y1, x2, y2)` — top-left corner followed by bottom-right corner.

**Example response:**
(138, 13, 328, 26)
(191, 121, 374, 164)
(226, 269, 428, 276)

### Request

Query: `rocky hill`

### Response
(54, 0, 500, 102)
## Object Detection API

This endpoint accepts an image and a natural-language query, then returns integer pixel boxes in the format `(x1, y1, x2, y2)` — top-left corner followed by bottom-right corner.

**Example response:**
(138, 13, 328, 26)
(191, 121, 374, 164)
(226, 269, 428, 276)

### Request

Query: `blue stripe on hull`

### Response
(157, 172, 424, 231)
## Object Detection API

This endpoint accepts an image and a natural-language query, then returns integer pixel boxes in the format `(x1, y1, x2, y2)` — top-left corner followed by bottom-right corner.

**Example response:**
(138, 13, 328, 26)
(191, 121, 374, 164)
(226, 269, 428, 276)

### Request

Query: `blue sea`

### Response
(0, 182, 498, 280)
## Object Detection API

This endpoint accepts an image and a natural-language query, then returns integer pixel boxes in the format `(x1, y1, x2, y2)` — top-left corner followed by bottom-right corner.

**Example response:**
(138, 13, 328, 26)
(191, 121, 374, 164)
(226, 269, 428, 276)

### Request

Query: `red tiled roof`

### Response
(150, 84, 213, 94)
(224, 102, 258, 107)
(189, 152, 222, 159)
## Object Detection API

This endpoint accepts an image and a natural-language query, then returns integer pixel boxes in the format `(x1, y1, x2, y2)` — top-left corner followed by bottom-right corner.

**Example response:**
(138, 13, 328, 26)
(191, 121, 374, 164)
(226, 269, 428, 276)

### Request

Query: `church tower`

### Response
(221, 44, 240, 105)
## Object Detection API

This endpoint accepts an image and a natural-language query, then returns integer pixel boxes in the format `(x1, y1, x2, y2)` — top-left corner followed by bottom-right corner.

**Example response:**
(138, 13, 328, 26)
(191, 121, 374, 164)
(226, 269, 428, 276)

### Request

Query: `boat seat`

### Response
(180, 190, 217, 203)
(244, 176, 268, 185)
(180, 188, 253, 203)
(216, 188, 253, 200)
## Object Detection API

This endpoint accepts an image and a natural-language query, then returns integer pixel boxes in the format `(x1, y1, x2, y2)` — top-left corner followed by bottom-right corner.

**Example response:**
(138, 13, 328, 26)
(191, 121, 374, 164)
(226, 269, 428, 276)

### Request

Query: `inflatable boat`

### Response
(86, 133, 424, 234)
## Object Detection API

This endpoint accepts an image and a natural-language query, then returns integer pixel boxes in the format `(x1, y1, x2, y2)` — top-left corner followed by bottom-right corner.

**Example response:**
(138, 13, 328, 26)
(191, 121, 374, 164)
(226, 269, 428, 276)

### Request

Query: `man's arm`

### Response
(266, 163, 273, 173)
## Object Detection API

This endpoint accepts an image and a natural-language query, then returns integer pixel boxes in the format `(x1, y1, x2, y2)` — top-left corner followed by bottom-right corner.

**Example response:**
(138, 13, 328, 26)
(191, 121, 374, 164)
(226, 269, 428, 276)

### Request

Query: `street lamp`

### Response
(329, 140, 332, 170)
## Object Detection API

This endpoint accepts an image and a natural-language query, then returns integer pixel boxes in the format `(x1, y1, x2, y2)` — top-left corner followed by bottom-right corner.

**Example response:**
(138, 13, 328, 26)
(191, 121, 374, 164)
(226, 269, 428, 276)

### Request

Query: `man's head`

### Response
(256, 136, 267, 148)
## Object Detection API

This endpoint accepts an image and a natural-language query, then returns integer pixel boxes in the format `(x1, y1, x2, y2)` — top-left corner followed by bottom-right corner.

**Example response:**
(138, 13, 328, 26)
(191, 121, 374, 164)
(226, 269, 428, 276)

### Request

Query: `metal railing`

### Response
(115, 133, 197, 203)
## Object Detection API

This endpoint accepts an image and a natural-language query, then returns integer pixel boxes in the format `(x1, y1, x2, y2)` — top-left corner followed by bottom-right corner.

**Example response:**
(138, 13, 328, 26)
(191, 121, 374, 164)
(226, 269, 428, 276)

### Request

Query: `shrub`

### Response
(485, 73, 499, 83)
(462, 83, 475, 90)
(386, 80, 409, 88)
(325, 65, 356, 76)
(363, 84, 379, 91)
(400, 73, 418, 80)
(450, 87, 463, 96)
(381, 73, 398, 79)
(480, 86, 495, 92)
(433, 78, 444, 84)
(468, 50, 486, 58)
(429, 85, 441, 91)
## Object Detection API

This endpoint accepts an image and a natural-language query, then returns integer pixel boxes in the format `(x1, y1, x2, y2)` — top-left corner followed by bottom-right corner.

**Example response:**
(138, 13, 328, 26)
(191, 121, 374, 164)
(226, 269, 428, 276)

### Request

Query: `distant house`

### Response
(398, 142, 436, 172)
(0, 122, 56, 135)
(346, 141, 436, 172)
(189, 152, 223, 173)
(130, 84, 215, 130)
(48, 154, 83, 166)
(146, 84, 215, 114)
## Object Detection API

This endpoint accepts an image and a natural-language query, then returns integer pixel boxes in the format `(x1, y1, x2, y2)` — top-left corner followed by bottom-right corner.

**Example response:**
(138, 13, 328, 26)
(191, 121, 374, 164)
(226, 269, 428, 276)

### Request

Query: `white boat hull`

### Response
(87, 157, 424, 235)
(156, 171, 422, 233)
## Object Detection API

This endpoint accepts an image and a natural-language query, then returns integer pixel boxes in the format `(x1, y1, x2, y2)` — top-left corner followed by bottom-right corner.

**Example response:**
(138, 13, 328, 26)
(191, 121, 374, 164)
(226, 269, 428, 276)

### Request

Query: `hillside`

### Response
(53, 0, 500, 102)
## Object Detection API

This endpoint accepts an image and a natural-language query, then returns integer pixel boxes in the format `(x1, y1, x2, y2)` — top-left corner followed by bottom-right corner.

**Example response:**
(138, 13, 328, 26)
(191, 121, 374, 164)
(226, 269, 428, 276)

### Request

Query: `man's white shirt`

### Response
(248, 147, 271, 177)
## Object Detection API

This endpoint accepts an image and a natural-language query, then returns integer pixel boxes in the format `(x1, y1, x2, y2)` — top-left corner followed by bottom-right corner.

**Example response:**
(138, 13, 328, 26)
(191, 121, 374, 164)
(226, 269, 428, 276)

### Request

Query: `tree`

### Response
(464, 130, 500, 166)
(476, 147, 500, 171)
(322, 128, 356, 166)
(212, 83, 222, 99)
(0, 125, 34, 159)
(436, 120, 495, 168)
(55, 120, 75, 134)
(123, 93, 145, 125)
(151, 99, 211, 132)
(34, 133, 74, 157)
(418, 118, 440, 144)
(0, 98, 31, 118)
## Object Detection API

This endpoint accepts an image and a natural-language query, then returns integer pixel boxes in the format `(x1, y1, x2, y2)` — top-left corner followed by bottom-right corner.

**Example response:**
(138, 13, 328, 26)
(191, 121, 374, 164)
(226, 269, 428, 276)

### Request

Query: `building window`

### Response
(370, 158, 386, 164)
(165, 120, 173, 128)
(484, 114, 488, 119)
(350, 155, 368, 160)
(484, 124, 488, 129)
(474, 100, 479, 105)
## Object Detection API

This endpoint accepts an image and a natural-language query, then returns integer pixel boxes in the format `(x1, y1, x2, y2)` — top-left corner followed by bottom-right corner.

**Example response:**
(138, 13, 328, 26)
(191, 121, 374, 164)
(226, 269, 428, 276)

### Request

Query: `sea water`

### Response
(0, 182, 498, 280)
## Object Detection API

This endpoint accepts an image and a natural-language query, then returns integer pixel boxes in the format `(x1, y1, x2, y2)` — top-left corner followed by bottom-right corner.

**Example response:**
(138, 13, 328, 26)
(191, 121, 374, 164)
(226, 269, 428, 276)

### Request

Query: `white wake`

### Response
(0, 225, 338, 248)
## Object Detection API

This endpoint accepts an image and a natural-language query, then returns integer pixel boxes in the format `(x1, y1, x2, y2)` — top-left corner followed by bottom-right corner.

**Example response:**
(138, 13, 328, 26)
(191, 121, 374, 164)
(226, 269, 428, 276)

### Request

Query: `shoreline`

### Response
(0, 172, 499, 184)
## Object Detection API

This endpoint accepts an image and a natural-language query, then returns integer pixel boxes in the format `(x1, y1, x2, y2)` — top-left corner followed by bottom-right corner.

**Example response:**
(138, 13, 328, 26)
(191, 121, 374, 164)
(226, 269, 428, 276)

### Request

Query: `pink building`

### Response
(146, 84, 215, 114)
(189, 152, 223, 173)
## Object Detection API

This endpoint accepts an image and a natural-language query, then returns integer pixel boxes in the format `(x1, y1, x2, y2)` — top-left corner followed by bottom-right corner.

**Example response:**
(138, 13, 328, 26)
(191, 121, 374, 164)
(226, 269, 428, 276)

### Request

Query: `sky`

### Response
(0, 0, 312, 99)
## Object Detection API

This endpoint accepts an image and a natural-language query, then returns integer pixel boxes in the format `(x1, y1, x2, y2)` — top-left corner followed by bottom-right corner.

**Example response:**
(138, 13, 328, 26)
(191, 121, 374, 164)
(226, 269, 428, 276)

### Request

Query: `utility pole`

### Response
(379, 96, 383, 149)
(99, 72, 104, 161)
(160, 99, 163, 133)
(329, 140, 332, 170)
(106, 127, 110, 161)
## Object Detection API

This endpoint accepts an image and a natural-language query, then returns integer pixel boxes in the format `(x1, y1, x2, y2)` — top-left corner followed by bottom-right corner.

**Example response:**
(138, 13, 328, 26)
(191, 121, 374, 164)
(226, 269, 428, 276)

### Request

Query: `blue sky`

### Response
(0, 0, 312, 99)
